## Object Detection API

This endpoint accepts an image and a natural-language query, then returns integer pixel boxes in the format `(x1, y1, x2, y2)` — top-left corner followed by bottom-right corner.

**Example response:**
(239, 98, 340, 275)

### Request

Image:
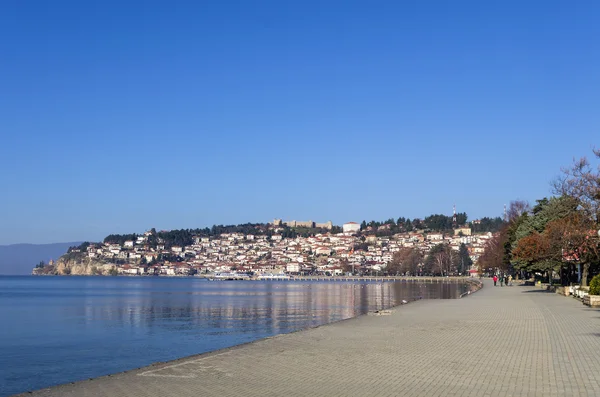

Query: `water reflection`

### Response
(0, 277, 473, 397)
(71, 280, 469, 332)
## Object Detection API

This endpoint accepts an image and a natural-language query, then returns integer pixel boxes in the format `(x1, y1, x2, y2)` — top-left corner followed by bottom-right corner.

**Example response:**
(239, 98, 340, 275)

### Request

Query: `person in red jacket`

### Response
(493, 275, 498, 286)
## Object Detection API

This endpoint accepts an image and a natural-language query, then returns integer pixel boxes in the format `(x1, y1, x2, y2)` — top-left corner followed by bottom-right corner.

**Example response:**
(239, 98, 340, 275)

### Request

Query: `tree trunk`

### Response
(582, 262, 590, 286)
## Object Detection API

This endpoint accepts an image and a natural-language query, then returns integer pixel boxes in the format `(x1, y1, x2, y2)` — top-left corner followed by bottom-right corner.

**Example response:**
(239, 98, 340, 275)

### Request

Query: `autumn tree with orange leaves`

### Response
(551, 149, 600, 285)
(477, 200, 528, 276)
(478, 149, 600, 285)
(510, 196, 580, 282)
(388, 247, 422, 276)
(546, 213, 599, 285)
(505, 150, 600, 285)
(477, 226, 509, 275)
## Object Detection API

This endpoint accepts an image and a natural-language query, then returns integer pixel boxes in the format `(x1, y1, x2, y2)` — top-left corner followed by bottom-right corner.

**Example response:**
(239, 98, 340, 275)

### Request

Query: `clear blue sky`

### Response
(1, 0, 599, 244)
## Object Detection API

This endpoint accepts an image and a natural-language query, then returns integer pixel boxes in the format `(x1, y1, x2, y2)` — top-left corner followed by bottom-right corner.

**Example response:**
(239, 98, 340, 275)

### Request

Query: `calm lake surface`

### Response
(0, 276, 473, 396)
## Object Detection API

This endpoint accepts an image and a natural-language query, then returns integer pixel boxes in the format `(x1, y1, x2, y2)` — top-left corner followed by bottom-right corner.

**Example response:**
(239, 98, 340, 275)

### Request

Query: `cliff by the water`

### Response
(32, 253, 117, 276)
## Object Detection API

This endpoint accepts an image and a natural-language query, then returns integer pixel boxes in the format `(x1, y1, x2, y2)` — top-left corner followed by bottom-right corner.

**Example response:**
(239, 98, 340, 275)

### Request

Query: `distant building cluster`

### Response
(69, 223, 493, 277)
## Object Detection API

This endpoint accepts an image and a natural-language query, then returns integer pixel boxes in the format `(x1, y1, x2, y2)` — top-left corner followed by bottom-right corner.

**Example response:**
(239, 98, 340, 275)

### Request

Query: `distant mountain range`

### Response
(0, 242, 82, 275)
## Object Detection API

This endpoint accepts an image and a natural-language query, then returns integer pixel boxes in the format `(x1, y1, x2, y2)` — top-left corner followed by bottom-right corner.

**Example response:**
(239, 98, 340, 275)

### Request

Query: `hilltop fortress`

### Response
(271, 219, 333, 230)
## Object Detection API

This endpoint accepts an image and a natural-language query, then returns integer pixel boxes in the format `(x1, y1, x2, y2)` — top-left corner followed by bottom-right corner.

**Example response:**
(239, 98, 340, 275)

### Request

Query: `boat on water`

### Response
(256, 273, 291, 280)
(212, 272, 251, 280)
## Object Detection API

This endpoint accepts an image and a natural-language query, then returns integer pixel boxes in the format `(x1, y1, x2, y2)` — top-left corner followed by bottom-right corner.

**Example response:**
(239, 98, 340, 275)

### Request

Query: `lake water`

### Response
(0, 276, 473, 396)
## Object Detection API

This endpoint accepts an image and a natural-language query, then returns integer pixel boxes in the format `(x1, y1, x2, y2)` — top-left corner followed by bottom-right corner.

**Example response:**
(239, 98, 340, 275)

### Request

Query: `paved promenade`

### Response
(18, 280, 600, 397)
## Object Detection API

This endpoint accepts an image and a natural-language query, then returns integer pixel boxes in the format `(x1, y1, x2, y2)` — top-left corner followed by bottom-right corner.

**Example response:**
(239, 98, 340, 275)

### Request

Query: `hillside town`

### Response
(38, 218, 496, 277)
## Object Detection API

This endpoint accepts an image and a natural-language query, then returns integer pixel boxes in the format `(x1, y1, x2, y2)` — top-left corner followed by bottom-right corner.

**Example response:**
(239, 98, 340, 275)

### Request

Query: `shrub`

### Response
(589, 274, 600, 295)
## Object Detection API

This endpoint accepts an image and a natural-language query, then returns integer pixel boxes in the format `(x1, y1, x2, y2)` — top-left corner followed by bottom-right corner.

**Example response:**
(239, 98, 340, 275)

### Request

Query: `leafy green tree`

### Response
(471, 217, 505, 233)
(147, 234, 158, 247)
(458, 243, 473, 275)
(104, 234, 137, 245)
(510, 196, 579, 279)
(512, 196, 578, 245)
(412, 219, 423, 230)
(589, 274, 600, 295)
(507, 195, 592, 284)
(532, 198, 549, 214)
(353, 242, 369, 252)
(68, 242, 92, 253)
(424, 214, 452, 231)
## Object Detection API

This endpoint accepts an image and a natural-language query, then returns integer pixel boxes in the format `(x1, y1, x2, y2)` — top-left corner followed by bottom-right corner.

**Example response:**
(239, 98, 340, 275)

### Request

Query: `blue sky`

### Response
(1, 0, 599, 244)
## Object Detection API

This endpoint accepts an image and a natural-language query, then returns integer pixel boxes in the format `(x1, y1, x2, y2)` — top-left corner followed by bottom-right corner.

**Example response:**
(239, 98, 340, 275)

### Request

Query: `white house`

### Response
(343, 222, 361, 234)
(315, 246, 332, 256)
(286, 262, 301, 273)
(171, 246, 183, 254)
(427, 233, 444, 241)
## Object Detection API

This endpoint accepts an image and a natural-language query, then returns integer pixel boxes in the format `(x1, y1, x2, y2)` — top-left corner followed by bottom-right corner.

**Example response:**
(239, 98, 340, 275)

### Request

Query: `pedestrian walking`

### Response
(500, 276, 504, 287)
(493, 275, 498, 286)
(508, 275, 513, 286)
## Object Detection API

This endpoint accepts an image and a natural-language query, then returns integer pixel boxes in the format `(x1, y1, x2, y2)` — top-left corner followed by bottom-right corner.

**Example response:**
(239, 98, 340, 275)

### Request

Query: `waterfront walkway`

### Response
(19, 280, 600, 397)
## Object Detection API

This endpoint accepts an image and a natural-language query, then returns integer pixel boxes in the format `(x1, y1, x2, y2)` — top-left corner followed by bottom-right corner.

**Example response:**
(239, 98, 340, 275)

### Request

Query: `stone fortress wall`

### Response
(272, 219, 333, 230)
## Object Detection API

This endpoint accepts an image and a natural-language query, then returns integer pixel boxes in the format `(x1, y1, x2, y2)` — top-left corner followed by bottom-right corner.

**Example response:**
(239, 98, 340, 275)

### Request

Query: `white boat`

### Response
(256, 273, 291, 280)
(213, 272, 251, 280)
